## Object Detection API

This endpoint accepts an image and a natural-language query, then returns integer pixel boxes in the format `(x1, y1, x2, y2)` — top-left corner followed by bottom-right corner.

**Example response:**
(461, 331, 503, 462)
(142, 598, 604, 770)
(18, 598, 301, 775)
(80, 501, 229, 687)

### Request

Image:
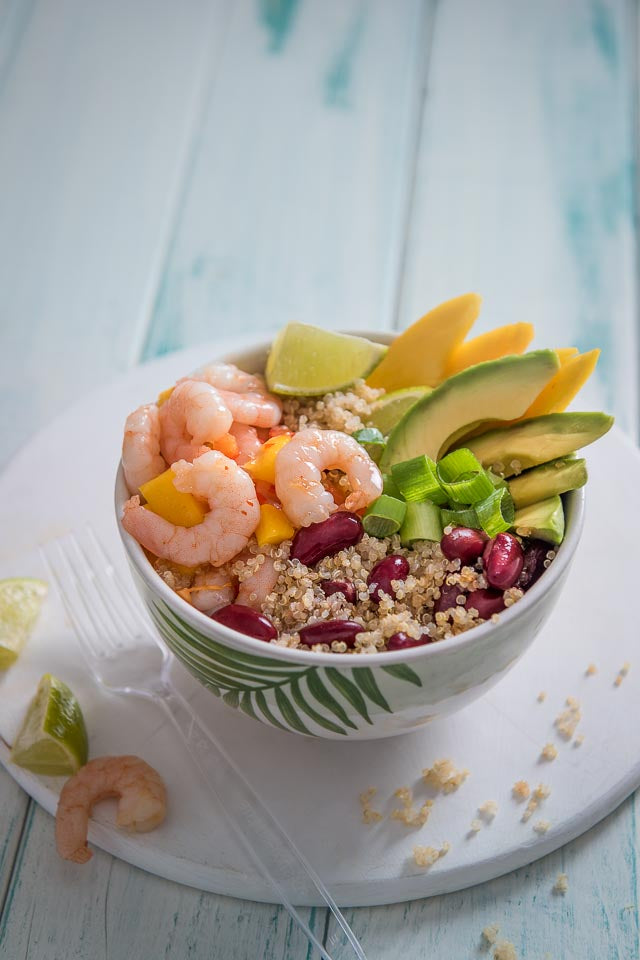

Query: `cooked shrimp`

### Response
(274, 428, 383, 527)
(56, 756, 166, 863)
(122, 404, 166, 494)
(122, 450, 260, 566)
(236, 554, 278, 608)
(230, 422, 262, 465)
(159, 380, 233, 465)
(189, 565, 237, 614)
(190, 364, 282, 428)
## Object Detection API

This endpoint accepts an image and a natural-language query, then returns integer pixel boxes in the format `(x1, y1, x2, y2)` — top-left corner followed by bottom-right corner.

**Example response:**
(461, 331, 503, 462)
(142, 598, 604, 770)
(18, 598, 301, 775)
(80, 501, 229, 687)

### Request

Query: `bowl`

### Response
(115, 333, 585, 740)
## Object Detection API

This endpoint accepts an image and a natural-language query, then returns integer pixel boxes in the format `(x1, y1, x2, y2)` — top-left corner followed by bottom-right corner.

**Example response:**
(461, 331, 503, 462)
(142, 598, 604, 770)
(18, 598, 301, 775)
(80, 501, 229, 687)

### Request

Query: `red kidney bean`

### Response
(483, 533, 524, 590)
(387, 631, 431, 651)
(290, 512, 364, 566)
(211, 604, 277, 642)
(434, 581, 462, 616)
(441, 527, 486, 564)
(298, 620, 362, 648)
(320, 580, 357, 604)
(465, 588, 505, 619)
(367, 555, 410, 602)
(517, 539, 550, 591)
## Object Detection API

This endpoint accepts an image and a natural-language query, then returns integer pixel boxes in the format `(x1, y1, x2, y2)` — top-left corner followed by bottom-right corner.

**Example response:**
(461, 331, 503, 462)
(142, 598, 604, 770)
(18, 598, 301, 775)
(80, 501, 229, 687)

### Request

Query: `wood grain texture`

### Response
(397, 0, 638, 434)
(0, 767, 29, 909)
(142, 0, 434, 357)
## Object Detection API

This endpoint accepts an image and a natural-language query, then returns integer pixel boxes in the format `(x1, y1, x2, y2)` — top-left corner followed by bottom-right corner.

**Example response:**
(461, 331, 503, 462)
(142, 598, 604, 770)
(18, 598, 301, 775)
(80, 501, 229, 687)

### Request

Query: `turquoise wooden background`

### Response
(1, 0, 638, 956)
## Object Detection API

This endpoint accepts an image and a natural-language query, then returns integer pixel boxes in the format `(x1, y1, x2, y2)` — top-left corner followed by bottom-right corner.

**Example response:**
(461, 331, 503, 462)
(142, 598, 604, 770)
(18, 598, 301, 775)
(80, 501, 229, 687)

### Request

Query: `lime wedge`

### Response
(265, 323, 387, 396)
(0, 577, 48, 669)
(10, 673, 89, 775)
(367, 387, 432, 436)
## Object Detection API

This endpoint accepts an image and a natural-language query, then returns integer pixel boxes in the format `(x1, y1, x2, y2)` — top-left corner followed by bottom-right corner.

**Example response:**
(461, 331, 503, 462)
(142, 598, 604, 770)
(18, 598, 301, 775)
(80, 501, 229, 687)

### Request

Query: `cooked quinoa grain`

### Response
(512, 780, 531, 802)
(413, 842, 449, 868)
(540, 743, 558, 762)
(423, 758, 469, 793)
(281, 380, 383, 434)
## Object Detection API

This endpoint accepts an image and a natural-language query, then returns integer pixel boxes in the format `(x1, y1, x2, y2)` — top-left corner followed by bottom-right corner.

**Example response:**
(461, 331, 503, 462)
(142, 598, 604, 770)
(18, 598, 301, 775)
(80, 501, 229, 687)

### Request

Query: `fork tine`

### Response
(68, 532, 138, 645)
(60, 534, 127, 653)
(41, 538, 108, 662)
(84, 526, 155, 636)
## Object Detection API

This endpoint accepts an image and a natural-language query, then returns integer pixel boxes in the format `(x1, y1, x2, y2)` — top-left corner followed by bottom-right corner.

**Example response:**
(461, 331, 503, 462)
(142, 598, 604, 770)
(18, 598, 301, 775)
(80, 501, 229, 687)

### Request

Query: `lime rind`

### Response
(10, 673, 89, 776)
(265, 323, 387, 396)
(0, 577, 48, 669)
(367, 387, 432, 436)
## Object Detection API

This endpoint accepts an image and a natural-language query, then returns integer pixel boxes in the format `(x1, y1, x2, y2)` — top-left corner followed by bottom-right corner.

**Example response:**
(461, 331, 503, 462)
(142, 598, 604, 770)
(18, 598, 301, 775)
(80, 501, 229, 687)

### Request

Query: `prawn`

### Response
(236, 553, 278, 608)
(274, 428, 383, 527)
(189, 565, 237, 614)
(56, 755, 166, 863)
(159, 380, 233, 465)
(122, 450, 260, 567)
(122, 404, 166, 494)
(229, 422, 263, 465)
(189, 364, 282, 428)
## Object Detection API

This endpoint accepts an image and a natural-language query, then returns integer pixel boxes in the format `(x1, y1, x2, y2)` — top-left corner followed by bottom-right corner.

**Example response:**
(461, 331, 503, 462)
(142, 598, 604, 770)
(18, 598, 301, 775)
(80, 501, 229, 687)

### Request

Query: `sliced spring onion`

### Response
(436, 448, 495, 505)
(391, 455, 447, 505)
(400, 501, 443, 544)
(352, 428, 386, 463)
(363, 495, 407, 538)
(441, 506, 481, 530)
(382, 473, 402, 499)
(475, 487, 515, 537)
(487, 469, 508, 490)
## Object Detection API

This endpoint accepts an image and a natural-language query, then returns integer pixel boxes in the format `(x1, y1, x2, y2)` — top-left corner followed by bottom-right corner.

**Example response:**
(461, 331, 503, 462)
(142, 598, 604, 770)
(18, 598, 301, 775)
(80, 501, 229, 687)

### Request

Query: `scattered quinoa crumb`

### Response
(493, 941, 518, 960)
(413, 842, 449, 868)
(554, 697, 581, 740)
(533, 819, 551, 834)
(512, 780, 531, 802)
(553, 873, 569, 895)
(359, 787, 383, 824)
(540, 743, 558, 762)
(614, 662, 631, 686)
(391, 787, 433, 827)
(482, 924, 500, 945)
(479, 800, 498, 821)
(470, 818, 482, 833)
(422, 758, 469, 793)
(585, 663, 597, 676)
(573, 734, 584, 747)
(537, 691, 547, 703)
(522, 783, 550, 822)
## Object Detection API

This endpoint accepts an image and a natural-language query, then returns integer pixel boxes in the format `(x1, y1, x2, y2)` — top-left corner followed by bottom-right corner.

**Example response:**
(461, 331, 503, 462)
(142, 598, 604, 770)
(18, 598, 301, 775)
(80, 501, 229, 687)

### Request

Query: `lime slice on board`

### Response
(0, 577, 48, 669)
(367, 386, 432, 435)
(10, 673, 89, 775)
(265, 323, 387, 396)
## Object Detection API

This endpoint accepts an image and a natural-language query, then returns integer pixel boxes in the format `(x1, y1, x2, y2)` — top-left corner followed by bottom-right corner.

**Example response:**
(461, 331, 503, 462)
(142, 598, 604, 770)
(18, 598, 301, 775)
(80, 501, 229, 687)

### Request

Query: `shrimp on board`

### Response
(56, 756, 166, 863)
(189, 363, 282, 428)
(122, 450, 260, 567)
(122, 404, 166, 494)
(159, 380, 233, 465)
(274, 428, 383, 527)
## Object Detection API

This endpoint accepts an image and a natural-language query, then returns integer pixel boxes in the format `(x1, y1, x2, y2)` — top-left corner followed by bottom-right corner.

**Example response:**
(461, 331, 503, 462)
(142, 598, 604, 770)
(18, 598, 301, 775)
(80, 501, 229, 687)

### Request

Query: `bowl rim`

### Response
(115, 332, 586, 667)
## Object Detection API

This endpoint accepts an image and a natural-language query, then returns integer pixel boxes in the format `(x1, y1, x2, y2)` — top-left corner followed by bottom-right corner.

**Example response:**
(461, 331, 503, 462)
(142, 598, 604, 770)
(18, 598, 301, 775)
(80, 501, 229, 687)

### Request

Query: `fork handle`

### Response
(156, 686, 367, 960)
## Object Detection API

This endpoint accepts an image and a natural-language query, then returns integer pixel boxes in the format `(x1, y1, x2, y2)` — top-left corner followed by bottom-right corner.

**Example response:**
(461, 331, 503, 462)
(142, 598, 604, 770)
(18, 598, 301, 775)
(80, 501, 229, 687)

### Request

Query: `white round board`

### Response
(0, 338, 638, 908)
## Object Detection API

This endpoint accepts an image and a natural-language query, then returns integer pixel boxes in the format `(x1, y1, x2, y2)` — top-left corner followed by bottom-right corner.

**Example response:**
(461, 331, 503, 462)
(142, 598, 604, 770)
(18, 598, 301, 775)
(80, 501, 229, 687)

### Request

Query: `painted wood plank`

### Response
(0, 0, 230, 464)
(397, 0, 638, 435)
(325, 796, 639, 958)
(142, 0, 434, 357)
(0, 803, 322, 959)
(0, 769, 29, 909)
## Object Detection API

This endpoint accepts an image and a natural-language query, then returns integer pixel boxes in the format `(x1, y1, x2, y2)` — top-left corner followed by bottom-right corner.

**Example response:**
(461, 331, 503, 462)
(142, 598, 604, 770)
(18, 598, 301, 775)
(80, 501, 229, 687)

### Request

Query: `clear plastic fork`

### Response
(42, 528, 368, 960)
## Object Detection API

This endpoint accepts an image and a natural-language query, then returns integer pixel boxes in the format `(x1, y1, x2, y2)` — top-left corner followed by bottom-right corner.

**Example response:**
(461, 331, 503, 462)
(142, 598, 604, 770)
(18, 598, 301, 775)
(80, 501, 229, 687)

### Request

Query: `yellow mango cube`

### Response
(139, 468, 206, 528)
(255, 504, 295, 547)
(243, 434, 292, 485)
(156, 386, 174, 407)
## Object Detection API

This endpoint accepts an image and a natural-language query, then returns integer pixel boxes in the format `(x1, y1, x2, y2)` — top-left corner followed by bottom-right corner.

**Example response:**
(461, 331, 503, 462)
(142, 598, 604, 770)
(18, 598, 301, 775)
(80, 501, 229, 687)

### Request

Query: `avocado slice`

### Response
(508, 458, 587, 509)
(512, 495, 565, 545)
(461, 412, 614, 477)
(380, 351, 560, 469)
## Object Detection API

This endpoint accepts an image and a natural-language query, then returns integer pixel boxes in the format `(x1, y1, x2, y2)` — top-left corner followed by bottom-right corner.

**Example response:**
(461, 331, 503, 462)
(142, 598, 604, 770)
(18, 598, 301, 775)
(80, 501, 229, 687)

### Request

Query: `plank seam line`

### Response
(0, 799, 34, 932)
(129, 0, 235, 369)
(631, 0, 640, 443)
(388, 0, 439, 331)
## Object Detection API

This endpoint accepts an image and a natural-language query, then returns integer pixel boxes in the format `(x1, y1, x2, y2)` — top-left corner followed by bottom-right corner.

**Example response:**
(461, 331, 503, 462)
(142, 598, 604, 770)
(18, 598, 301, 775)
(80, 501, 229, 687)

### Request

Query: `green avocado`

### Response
(508, 458, 587, 509)
(380, 351, 560, 469)
(461, 412, 614, 477)
(512, 495, 565, 545)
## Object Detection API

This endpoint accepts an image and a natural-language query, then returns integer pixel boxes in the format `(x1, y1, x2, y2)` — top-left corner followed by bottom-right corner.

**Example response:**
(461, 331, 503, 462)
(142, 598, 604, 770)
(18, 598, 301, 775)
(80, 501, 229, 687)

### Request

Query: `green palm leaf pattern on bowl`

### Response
(148, 598, 422, 737)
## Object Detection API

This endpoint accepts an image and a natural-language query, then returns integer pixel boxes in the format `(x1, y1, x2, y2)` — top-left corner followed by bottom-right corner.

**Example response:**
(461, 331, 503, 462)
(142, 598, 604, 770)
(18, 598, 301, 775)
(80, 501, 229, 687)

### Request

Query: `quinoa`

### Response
(553, 872, 569, 895)
(413, 842, 449, 868)
(281, 380, 383, 434)
(540, 743, 558, 762)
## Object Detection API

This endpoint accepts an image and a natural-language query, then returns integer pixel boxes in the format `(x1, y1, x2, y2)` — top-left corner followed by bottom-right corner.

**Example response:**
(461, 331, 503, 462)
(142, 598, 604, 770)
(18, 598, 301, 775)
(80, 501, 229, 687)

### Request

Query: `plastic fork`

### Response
(42, 528, 368, 960)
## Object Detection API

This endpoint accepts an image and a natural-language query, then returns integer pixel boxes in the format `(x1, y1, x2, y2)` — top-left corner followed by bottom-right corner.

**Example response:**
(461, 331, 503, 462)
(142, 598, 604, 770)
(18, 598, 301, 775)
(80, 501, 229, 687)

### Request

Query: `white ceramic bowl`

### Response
(116, 334, 585, 740)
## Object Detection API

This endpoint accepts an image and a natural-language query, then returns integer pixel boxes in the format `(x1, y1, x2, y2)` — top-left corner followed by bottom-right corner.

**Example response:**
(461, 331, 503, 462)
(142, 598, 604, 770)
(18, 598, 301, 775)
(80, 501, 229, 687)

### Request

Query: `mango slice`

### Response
(445, 322, 534, 378)
(255, 504, 296, 547)
(244, 434, 292, 485)
(555, 347, 579, 366)
(523, 349, 600, 418)
(365, 293, 481, 390)
(139, 469, 206, 527)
